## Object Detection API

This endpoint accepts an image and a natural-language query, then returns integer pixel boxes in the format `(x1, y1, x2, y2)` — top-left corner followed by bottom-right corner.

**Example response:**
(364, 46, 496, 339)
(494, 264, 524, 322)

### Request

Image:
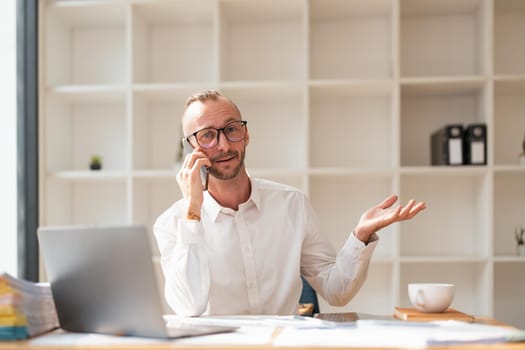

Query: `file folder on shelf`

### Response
(463, 124, 487, 165)
(431, 124, 464, 166)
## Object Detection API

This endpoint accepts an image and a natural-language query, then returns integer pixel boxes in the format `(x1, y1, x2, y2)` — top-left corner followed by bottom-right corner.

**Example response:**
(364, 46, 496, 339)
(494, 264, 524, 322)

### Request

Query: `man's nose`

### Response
(215, 130, 230, 150)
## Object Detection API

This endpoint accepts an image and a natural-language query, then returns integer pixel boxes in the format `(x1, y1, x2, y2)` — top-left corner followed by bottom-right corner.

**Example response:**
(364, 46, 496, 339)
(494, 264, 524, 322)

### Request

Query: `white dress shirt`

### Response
(153, 177, 378, 316)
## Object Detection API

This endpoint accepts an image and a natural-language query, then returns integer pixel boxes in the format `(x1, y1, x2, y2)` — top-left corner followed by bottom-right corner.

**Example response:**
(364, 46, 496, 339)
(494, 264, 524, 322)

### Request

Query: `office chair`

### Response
(299, 275, 319, 316)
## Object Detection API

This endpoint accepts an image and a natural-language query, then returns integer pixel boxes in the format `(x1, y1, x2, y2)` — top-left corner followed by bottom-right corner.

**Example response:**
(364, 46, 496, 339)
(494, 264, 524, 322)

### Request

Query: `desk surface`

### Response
(1, 314, 525, 350)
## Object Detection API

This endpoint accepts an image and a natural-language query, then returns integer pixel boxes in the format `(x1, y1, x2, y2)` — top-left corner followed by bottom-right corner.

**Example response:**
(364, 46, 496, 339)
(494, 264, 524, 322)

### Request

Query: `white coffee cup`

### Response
(408, 283, 455, 313)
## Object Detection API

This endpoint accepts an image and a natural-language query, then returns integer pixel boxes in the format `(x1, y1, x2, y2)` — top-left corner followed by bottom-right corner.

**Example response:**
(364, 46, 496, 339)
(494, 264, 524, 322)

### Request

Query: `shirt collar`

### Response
(203, 176, 261, 222)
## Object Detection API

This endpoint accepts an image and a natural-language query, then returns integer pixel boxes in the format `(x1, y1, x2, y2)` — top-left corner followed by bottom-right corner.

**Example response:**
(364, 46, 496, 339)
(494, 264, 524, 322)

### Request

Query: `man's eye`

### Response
(225, 125, 238, 133)
(200, 130, 216, 140)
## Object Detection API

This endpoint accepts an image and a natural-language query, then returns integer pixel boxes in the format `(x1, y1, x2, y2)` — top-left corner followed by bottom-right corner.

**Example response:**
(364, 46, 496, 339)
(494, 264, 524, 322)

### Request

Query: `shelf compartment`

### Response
(493, 79, 525, 166)
(45, 90, 127, 172)
(494, 262, 525, 329)
(309, 84, 394, 168)
(309, 0, 393, 80)
(494, 0, 525, 75)
(44, 2, 127, 85)
(400, 171, 490, 257)
(133, 178, 181, 257)
(45, 178, 127, 226)
(219, 0, 305, 81)
(400, 80, 489, 166)
(399, 261, 491, 317)
(493, 171, 525, 257)
(319, 262, 394, 315)
(400, 0, 488, 77)
(131, 1, 215, 83)
(309, 174, 395, 260)
(132, 89, 189, 170)
(220, 85, 306, 169)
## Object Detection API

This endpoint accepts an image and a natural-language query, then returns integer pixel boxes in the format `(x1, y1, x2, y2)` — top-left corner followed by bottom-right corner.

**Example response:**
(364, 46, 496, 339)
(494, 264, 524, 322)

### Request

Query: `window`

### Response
(0, 0, 17, 275)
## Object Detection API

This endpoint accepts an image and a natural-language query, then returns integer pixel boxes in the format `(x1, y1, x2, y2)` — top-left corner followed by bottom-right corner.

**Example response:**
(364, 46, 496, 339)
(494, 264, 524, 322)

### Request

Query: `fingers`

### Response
(378, 194, 398, 209)
(396, 200, 426, 221)
(356, 197, 426, 238)
(381, 204, 402, 227)
(177, 149, 212, 198)
(184, 148, 211, 170)
(399, 199, 415, 217)
(407, 201, 426, 219)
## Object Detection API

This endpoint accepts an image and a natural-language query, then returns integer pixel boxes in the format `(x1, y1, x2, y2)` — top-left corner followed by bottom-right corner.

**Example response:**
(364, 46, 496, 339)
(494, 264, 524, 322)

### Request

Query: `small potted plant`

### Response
(89, 155, 102, 170)
(516, 226, 525, 256)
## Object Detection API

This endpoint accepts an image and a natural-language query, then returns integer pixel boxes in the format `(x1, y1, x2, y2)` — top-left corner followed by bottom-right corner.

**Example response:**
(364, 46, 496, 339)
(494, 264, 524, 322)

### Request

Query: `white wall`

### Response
(0, 0, 17, 276)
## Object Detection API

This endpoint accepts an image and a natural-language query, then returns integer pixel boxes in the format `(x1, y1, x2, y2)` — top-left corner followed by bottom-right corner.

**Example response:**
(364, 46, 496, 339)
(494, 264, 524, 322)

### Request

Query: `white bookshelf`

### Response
(39, 0, 525, 328)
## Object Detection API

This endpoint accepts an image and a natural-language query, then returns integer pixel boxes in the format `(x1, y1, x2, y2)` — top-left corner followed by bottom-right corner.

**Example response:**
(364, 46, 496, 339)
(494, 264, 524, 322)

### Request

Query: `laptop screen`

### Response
(38, 225, 170, 338)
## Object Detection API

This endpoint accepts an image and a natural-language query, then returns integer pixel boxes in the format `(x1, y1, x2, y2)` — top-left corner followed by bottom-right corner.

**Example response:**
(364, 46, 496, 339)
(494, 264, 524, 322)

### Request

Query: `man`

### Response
(154, 90, 426, 317)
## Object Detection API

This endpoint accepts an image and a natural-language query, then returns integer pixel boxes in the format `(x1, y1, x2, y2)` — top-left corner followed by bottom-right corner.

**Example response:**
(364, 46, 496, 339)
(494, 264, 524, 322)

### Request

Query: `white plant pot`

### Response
(518, 245, 525, 257)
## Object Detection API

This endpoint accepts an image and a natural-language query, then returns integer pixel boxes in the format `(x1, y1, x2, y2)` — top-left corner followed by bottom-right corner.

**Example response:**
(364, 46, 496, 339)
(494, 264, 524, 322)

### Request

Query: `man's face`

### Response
(183, 97, 249, 181)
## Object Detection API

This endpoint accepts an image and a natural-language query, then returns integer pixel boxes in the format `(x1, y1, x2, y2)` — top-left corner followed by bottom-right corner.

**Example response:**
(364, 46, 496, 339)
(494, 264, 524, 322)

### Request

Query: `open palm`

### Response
(354, 195, 426, 242)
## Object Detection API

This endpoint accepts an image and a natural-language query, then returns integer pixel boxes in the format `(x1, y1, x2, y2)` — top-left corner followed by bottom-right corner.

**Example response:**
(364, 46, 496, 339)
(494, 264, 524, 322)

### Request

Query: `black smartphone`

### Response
(182, 138, 209, 191)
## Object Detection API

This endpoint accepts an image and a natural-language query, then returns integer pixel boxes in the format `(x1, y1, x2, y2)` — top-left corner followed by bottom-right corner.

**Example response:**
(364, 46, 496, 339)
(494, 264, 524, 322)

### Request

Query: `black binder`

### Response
(431, 124, 464, 165)
(463, 124, 487, 165)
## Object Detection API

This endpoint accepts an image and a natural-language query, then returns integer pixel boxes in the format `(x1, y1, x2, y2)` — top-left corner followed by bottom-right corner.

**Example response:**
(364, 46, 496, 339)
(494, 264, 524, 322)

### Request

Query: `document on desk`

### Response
(30, 327, 275, 346)
(274, 320, 525, 348)
(165, 314, 335, 329)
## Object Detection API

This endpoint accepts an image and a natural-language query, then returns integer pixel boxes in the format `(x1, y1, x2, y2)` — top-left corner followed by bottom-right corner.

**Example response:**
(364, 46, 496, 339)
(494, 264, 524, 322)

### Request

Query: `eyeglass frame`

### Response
(185, 120, 248, 149)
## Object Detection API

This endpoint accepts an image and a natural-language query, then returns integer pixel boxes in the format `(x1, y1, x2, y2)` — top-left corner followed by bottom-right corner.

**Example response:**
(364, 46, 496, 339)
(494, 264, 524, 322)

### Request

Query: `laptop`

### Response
(37, 224, 236, 338)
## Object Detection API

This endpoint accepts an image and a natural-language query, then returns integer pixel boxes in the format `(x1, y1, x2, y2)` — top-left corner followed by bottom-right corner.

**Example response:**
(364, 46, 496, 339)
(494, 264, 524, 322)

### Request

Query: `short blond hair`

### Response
(184, 90, 241, 115)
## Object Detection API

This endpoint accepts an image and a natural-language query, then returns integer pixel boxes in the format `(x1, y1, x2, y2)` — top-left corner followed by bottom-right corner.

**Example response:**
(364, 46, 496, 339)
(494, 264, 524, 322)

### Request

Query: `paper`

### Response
(449, 138, 463, 165)
(165, 314, 335, 329)
(174, 326, 275, 345)
(274, 320, 525, 348)
(0, 272, 59, 340)
(29, 329, 164, 346)
(274, 327, 427, 348)
(470, 141, 485, 164)
(29, 327, 275, 346)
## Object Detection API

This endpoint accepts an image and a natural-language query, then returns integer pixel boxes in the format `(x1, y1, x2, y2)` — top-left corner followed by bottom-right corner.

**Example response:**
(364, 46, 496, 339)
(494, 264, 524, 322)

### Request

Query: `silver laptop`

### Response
(37, 224, 235, 338)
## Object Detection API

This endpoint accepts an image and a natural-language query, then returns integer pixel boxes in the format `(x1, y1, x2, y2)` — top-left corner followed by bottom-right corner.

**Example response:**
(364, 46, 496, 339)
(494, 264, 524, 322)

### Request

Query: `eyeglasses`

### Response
(186, 120, 248, 149)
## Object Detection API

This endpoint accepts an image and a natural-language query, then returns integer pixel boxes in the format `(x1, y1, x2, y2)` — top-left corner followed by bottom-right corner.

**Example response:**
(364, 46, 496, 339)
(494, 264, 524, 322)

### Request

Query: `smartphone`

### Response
(182, 138, 209, 191)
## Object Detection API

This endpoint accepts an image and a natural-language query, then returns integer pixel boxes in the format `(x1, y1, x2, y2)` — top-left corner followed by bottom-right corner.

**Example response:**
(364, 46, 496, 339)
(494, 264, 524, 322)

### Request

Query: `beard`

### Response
(208, 147, 246, 180)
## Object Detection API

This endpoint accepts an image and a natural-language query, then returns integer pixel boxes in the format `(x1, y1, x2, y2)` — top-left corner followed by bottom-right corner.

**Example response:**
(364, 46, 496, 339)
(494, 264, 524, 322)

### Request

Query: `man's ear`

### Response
(244, 128, 250, 146)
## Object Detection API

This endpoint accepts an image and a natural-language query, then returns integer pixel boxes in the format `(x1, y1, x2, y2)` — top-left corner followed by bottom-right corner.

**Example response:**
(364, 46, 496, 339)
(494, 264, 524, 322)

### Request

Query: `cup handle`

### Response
(415, 290, 425, 308)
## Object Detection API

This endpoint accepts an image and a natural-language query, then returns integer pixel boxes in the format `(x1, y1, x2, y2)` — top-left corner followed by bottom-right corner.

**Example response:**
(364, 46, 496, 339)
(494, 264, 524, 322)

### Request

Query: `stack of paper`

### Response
(0, 272, 59, 340)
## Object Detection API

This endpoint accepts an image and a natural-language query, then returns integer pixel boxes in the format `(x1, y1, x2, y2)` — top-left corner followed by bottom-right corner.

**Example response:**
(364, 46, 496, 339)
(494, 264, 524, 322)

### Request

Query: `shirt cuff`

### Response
(352, 231, 379, 246)
(177, 218, 205, 245)
(349, 231, 379, 251)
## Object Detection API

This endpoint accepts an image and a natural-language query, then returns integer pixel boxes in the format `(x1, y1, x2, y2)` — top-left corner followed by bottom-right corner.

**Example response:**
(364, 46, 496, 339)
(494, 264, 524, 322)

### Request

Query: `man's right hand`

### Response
(176, 149, 211, 220)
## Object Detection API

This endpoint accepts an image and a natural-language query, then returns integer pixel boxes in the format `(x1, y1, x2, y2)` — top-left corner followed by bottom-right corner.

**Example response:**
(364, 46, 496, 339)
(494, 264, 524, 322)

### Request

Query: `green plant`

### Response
(516, 226, 525, 246)
(89, 155, 102, 170)
(90, 155, 102, 164)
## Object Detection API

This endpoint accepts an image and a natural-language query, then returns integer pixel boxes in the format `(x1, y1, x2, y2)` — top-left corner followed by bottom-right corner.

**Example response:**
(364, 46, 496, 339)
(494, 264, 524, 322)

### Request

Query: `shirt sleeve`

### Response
(153, 207, 210, 316)
(299, 195, 378, 307)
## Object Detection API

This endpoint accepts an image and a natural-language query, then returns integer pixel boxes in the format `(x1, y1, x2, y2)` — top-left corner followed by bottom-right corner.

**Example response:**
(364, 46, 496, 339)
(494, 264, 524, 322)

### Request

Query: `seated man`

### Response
(154, 90, 425, 316)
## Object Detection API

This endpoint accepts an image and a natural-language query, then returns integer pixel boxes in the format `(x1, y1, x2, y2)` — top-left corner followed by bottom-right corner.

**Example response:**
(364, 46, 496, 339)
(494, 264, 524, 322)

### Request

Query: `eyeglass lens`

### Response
(195, 121, 246, 148)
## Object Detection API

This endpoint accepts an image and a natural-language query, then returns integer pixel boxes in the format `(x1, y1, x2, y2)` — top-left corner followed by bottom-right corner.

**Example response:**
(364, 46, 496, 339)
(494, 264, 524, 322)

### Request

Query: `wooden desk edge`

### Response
(1, 314, 523, 350)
